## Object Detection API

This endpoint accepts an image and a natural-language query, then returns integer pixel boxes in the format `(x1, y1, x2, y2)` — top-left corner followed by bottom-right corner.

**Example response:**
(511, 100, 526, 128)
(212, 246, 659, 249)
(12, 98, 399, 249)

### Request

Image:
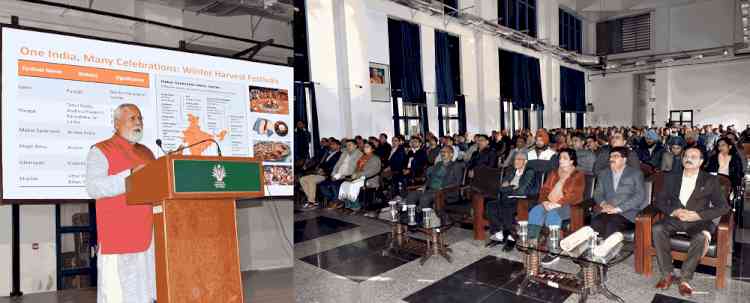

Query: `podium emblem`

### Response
(212, 164, 227, 189)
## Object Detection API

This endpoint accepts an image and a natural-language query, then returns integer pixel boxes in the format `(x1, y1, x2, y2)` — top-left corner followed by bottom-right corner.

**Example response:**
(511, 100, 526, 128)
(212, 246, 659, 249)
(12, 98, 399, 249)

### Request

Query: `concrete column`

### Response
(306, 0, 349, 138)
(421, 26, 438, 136)
(343, 0, 373, 137)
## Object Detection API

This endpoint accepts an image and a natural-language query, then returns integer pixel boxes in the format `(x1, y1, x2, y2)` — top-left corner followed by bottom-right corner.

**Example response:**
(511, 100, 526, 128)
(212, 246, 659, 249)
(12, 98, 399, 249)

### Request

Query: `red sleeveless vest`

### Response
(94, 134, 155, 254)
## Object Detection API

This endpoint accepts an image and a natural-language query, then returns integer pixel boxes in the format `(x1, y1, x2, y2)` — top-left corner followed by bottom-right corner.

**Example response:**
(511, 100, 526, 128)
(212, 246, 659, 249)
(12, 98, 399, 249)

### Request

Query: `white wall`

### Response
(589, 73, 636, 127)
(667, 59, 750, 127)
(589, 0, 747, 127)
(307, 0, 592, 138)
(0, 206, 10, 295)
(607, 0, 738, 60)
(20, 205, 57, 294)
(236, 200, 294, 271)
(0, 205, 57, 295)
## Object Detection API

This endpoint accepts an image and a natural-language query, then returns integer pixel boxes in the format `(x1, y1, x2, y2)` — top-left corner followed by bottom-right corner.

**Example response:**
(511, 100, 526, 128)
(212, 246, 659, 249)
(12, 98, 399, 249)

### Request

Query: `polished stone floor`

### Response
(293, 209, 750, 303)
(0, 268, 294, 303)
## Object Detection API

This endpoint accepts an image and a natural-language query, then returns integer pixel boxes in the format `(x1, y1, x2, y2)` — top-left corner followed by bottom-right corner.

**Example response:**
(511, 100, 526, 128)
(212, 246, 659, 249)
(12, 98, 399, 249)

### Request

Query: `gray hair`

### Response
(113, 103, 139, 124)
(514, 152, 528, 161)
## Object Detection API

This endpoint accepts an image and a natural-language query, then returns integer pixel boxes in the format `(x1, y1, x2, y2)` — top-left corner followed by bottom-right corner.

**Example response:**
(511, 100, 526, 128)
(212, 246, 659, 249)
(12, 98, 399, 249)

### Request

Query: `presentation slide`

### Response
(1, 27, 294, 199)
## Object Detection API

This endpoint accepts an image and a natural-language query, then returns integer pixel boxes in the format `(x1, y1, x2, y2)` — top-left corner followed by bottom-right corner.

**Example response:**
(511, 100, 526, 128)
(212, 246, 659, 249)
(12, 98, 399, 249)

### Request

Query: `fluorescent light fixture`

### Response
(691, 54, 704, 59)
(635, 60, 647, 66)
(662, 58, 675, 63)
(605, 63, 619, 69)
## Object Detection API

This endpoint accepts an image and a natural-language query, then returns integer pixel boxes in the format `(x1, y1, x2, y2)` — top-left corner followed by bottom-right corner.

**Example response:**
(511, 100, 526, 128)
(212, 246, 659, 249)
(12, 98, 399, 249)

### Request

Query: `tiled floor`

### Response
(294, 216, 359, 243)
(0, 268, 293, 303)
(300, 233, 421, 282)
(650, 293, 697, 303)
(293, 209, 750, 303)
(404, 256, 571, 303)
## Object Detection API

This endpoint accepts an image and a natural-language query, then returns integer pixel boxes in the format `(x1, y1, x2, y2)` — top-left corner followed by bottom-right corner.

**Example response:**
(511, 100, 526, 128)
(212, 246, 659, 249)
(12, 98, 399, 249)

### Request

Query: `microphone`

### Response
(171, 138, 222, 157)
(155, 139, 168, 156)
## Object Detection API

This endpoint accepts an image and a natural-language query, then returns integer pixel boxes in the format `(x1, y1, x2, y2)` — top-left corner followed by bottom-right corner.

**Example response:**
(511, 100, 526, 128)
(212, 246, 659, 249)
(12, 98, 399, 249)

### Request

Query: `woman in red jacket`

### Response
(526, 148, 585, 265)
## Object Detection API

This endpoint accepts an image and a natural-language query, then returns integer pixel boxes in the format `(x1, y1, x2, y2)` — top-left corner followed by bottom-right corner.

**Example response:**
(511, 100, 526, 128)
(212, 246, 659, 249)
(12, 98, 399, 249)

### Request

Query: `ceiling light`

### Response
(691, 54, 703, 59)
(724, 49, 730, 55)
(661, 58, 675, 64)
(635, 60, 647, 66)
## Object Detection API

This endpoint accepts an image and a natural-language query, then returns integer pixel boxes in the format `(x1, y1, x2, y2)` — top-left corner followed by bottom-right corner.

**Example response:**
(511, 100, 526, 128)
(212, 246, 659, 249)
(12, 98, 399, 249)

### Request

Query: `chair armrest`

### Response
(405, 185, 423, 191)
(569, 202, 590, 232)
(434, 185, 461, 210)
(718, 211, 733, 234)
(635, 205, 658, 250)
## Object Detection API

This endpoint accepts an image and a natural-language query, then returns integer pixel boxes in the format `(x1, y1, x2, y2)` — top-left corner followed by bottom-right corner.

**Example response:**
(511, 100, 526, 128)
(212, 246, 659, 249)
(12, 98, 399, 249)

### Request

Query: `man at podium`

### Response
(85, 103, 157, 303)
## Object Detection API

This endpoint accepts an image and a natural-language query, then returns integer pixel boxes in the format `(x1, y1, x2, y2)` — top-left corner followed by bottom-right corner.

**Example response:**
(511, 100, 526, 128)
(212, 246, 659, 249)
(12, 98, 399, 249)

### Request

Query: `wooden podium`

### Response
(125, 154, 264, 303)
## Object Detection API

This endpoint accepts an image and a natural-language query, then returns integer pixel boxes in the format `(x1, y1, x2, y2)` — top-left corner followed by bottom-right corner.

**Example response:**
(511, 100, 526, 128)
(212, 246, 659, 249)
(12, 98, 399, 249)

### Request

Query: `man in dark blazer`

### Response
(467, 135, 498, 170)
(652, 147, 729, 297)
(486, 152, 536, 251)
(403, 137, 429, 185)
(376, 133, 392, 165)
(300, 139, 343, 208)
(385, 135, 407, 195)
(405, 147, 465, 209)
(591, 147, 647, 238)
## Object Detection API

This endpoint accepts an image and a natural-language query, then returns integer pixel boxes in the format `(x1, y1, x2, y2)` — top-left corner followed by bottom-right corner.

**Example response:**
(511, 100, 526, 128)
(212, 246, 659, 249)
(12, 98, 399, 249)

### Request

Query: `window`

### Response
(441, 0, 458, 15)
(597, 13, 650, 55)
(561, 112, 584, 129)
(559, 9, 582, 54)
(436, 31, 465, 136)
(501, 101, 535, 131)
(669, 110, 693, 128)
(394, 98, 427, 137)
(439, 106, 460, 136)
(498, 0, 537, 37)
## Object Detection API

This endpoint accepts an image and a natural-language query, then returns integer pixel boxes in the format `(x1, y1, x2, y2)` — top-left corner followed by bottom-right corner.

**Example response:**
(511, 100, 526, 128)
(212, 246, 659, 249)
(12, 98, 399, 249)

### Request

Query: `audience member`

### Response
(591, 147, 647, 238)
(486, 152, 535, 251)
(405, 147, 465, 209)
(652, 147, 729, 297)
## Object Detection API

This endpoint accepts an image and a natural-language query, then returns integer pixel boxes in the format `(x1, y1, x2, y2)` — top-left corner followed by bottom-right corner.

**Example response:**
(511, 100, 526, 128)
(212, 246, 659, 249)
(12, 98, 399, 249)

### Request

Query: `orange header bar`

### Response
(18, 60, 149, 88)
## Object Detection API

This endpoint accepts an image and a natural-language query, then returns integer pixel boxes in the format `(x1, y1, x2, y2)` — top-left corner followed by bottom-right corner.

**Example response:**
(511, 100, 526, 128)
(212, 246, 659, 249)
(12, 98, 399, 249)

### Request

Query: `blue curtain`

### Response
(560, 66, 586, 113)
(435, 31, 455, 105)
(389, 20, 425, 104)
(499, 49, 543, 110)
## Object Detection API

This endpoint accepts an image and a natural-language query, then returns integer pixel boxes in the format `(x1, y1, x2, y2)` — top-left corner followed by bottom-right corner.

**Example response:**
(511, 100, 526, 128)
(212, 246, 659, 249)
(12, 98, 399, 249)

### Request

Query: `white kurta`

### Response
(86, 147, 156, 303)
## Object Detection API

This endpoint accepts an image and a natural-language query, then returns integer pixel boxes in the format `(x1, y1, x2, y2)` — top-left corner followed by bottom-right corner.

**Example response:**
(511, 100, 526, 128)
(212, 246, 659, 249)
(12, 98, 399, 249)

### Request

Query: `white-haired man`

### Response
(86, 103, 156, 303)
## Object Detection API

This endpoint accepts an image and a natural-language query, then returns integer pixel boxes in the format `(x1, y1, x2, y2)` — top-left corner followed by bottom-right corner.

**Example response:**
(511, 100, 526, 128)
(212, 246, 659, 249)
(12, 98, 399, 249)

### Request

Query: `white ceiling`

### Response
(570, 0, 717, 21)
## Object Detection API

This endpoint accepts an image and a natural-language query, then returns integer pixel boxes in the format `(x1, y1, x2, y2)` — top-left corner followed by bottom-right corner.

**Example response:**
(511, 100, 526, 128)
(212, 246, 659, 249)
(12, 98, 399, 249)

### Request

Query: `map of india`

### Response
(182, 114, 228, 155)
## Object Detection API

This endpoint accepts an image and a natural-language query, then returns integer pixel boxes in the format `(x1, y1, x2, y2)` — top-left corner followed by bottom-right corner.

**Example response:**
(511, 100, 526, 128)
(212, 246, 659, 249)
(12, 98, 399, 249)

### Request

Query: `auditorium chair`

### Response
(433, 165, 496, 240)
(514, 169, 591, 237)
(635, 174, 734, 288)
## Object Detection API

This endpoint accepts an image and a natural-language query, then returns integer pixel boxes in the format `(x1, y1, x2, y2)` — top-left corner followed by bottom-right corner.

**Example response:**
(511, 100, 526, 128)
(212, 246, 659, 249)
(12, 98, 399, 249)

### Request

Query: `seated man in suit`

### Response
(403, 137, 428, 185)
(405, 146, 465, 209)
(652, 147, 729, 297)
(486, 152, 536, 251)
(591, 147, 647, 238)
(319, 140, 363, 208)
(300, 139, 343, 209)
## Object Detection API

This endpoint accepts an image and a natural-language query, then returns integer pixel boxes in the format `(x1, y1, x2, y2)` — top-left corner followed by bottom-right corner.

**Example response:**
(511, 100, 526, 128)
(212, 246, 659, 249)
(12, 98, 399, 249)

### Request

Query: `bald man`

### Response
(86, 103, 156, 303)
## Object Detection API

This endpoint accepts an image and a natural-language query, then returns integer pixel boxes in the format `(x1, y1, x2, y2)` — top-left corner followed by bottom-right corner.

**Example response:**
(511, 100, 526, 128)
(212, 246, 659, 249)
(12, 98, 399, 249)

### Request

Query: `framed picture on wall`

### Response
(369, 62, 391, 102)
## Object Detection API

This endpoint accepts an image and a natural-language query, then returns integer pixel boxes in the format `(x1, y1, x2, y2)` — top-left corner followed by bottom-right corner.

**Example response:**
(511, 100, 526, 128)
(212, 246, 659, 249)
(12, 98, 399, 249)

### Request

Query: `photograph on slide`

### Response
(248, 85, 289, 115)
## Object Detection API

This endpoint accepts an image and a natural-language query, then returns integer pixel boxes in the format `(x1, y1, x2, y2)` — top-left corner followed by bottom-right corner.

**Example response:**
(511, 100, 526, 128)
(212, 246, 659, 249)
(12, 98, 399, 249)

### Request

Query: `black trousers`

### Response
(652, 217, 714, 282)
(590, 213, 631, 239)
(405, 189, 439, 209)
(486, 192, 518, 234)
